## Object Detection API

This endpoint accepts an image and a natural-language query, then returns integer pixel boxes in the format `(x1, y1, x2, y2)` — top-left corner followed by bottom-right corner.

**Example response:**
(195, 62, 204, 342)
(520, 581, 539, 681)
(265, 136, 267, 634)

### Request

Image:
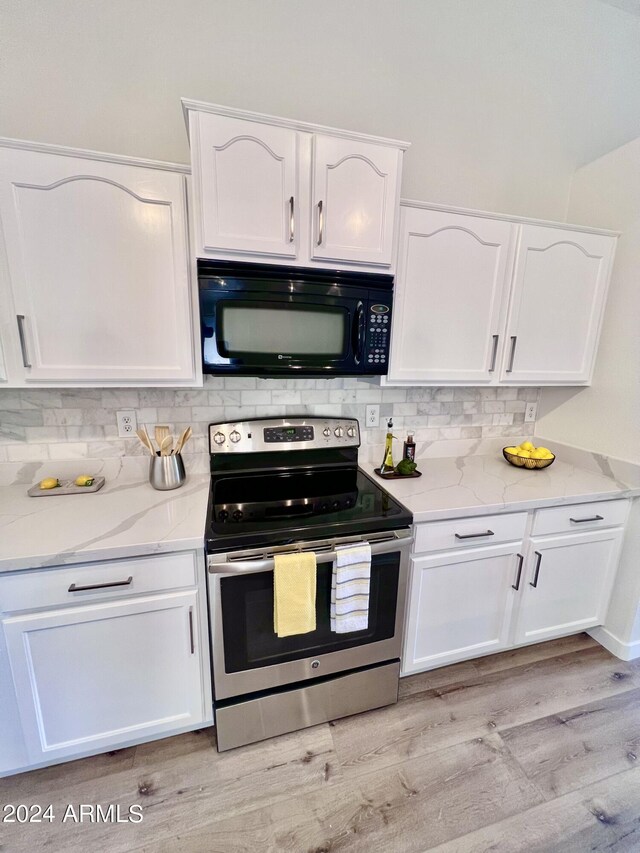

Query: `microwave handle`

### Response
(353, 301, 365, 365)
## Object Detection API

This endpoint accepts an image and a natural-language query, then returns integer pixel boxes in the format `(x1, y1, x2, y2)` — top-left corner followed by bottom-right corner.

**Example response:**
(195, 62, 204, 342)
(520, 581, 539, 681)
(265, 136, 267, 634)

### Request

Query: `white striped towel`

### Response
(330, 541, 371, 633)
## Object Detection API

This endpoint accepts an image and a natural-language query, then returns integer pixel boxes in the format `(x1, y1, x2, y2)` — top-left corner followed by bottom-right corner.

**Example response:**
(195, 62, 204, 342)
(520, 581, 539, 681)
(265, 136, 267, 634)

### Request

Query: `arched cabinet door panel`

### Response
(0, 145, 196, 384)
(193, 114, 298, 258)
(311, 135, 400, 266)
(500, 225, 616, 385)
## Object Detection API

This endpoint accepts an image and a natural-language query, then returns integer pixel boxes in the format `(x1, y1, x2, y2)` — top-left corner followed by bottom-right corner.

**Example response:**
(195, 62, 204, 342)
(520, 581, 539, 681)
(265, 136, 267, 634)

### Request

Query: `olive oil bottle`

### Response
(380, 418, 395, 474)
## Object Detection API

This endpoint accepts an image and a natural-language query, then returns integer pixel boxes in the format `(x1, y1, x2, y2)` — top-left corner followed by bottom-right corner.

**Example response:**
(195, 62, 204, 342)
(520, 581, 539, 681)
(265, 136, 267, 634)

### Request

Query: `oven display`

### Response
(264, 425, 314, 443)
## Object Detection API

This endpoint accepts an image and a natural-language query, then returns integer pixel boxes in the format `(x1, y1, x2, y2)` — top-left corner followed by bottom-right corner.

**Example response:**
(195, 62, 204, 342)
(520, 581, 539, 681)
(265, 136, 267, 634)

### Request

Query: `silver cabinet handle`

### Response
(454, 530, 494, 540)
(488, 335, 499, 372)
(512, 553, 524, 591)
(68, 576, 133, 592)
(506, 336, 518, 373)
(288, 196, 295, 243)
(570, 515, 604, 524)
(188, 607, 195, 655)
(16, 315, 31, 368)
(530, 551, 542, 588)
(317, 200, 324, 246)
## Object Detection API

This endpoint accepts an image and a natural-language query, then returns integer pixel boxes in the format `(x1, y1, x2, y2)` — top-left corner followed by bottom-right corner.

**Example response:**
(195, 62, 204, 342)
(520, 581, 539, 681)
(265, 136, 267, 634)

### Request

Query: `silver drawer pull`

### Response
(570, 515, 604, 524)
(488, 334, 499, 372)
(505, 335, 517, 373)
(68, 576, 133, 592)
(16, 315, 31, 368)
(454, 530, 495, 540)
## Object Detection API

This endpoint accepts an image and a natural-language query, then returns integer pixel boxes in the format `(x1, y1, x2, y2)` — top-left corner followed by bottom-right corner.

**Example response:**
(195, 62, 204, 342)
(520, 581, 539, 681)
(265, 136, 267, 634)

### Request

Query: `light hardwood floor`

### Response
(2, 634, 640, 852)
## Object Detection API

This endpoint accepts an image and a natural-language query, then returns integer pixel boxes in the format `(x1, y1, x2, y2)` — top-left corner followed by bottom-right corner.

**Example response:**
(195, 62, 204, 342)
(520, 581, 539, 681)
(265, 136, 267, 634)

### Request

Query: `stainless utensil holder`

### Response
(149, 453, 186, 490)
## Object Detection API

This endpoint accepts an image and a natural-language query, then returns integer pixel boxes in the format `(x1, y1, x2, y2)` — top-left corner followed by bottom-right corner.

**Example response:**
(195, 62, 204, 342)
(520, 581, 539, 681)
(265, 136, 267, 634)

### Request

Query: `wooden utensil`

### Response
(159, 435, 173, 456)
(136, 428, 155, 456)
(155, 425, 170, 449)
(174, 426, 192, 454)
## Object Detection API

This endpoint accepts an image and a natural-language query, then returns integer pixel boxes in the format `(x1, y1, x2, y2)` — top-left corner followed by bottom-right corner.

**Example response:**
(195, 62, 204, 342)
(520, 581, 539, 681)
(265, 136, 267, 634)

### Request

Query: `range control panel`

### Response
(209, 417, 360, 454)
(365, 303, 391, 367)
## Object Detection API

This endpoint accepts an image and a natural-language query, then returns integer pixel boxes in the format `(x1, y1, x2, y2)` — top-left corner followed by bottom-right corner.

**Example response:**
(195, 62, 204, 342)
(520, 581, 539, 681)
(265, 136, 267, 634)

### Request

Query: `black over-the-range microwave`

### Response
(198, 260, 394, 377)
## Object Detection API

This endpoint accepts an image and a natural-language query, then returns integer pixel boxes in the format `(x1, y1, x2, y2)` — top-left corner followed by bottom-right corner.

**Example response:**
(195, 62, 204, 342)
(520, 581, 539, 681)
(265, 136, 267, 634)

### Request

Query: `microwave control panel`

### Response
(365, 303, 391, 367)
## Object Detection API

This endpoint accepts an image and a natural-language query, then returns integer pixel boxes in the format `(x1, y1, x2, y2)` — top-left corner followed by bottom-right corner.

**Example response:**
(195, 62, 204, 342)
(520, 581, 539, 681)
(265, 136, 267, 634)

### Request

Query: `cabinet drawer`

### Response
(0, 552, 198, 614)
(532, 499, 629, 537)
(414, 512, 527, 554)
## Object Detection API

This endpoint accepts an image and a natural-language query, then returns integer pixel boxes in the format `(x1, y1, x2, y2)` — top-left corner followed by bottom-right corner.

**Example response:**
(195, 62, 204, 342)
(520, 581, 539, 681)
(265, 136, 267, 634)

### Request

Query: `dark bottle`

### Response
(403, 433, 416, 462)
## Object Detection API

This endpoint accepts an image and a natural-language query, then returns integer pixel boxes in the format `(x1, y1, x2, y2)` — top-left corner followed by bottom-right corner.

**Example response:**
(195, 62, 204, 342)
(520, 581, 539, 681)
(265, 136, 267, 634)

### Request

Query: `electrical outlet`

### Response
(524, 402, 538, 423)
(365, 405, 380, 428)
(116, 410, 137, 438)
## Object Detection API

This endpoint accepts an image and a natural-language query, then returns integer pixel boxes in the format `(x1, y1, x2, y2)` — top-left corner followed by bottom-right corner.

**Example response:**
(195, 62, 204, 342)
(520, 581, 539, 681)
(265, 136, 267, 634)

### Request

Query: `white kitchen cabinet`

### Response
(0, 141, 199, 386)
(184, 100, 409, 271)
(310, 135, 401, 266)
(3, 590, 206, 764)
(402, 544, 523, 674)
(513, 528, 624, 645)
(192, 113, 298, 259)
(501, 225, 616, 384)
(386, 202, 617, 387)
(388, 207, 516, 383)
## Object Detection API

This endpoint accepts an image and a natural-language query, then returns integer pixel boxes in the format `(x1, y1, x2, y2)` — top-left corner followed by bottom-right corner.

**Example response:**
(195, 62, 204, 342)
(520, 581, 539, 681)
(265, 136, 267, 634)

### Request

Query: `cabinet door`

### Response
(311, 135, 401, 266)
(3, 591, 205, 763)
(501, 225, 616, 384)
(0, 146, 196, 384)
(192, 113, 298, 258)
(388, 208, 516, 383)
(402, 544, 522, 675)
(513, 528, 623, 645)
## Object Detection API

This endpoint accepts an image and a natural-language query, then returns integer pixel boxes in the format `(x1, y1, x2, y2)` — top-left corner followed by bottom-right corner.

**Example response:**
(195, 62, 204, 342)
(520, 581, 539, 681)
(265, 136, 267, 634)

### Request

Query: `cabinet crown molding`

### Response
(400, 198, 620, 238)
(0, 137, 190, 175)
(180, 98, 411, 151)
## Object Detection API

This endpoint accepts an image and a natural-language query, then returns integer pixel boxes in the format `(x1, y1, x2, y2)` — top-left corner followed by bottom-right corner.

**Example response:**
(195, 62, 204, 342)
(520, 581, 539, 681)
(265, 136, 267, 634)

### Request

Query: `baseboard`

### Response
(588, 626, 640, 661)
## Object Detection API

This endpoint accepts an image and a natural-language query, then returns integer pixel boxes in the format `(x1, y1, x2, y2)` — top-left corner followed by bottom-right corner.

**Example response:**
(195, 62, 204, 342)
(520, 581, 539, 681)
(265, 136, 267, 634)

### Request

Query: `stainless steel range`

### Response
(205, 417, 413, 751)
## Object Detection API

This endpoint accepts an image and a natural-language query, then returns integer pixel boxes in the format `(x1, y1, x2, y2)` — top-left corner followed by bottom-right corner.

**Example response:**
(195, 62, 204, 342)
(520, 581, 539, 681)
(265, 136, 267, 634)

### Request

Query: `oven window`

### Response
(218, 303, 347, 356)
(219, 552, 400, 672)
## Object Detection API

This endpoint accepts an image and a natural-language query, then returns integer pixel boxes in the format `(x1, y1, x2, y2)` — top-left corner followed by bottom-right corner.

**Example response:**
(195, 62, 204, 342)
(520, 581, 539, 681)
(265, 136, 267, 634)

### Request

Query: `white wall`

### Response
(1, 0, 639, 220)
(537, 136, 640, 464)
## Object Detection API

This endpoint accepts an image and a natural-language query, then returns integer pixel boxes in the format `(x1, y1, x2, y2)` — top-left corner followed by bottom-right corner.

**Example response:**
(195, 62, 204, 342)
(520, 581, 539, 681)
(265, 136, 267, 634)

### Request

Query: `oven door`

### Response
(207, 530, 411, 701)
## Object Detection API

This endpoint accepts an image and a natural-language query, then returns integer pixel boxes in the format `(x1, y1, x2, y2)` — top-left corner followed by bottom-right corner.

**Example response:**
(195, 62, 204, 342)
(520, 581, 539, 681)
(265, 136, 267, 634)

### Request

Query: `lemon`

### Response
(536, 447, 553, 458)
(530, 448, 548, 459)
(518, 441, 535, 452)
(504, 446, 519, 455)
(517, 450, 531, 458)
(75, 474, 94, 487)
(39, 477, 59, 490)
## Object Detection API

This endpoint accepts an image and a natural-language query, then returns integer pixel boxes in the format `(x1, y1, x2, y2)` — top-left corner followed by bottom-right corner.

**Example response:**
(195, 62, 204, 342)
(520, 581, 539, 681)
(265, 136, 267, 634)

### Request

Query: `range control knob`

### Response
(346, 426, 357, 438)
(213, 431, 225, 445)
(229, 430, 241, 443)
(232, 510, 243, 521)
(334, 426, 344, 438)
(323, 427, 331, 437)
(217, 509, 229, 521)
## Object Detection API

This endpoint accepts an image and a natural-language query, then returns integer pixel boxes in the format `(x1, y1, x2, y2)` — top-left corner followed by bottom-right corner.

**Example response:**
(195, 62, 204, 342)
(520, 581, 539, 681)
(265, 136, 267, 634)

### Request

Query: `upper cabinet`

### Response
(500, 225, 616, 385)
(184, 100, 408, 272)
(0, 142, 199, 386)
(386, 203, 617, 387)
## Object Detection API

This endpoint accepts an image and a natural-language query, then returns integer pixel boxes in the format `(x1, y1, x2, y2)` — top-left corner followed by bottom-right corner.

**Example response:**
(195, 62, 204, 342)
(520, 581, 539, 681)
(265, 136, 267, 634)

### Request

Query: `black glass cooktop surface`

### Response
(205, 466, 412, 553)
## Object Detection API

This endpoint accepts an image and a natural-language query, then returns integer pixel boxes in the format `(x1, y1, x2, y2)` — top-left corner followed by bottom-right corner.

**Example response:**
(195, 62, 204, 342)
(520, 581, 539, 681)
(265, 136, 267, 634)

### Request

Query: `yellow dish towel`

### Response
(273, 551, 317, 638)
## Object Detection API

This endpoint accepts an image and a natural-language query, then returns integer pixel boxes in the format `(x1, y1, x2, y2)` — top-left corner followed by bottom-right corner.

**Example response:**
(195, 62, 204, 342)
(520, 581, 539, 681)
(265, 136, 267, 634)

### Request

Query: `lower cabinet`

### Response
(403, 544, 522, 674)
(512, 528, 624, 645)
(403, 500, 629, 676)
(3, 590, 206, 764)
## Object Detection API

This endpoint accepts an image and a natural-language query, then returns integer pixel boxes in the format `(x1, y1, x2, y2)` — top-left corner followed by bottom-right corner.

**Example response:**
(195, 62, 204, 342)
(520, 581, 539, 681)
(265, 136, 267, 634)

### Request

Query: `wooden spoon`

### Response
(136, 428, 155, 456)
(159, 435, 173, 456)
(174, 426, 192, 454)
(155, 425, 170, 449)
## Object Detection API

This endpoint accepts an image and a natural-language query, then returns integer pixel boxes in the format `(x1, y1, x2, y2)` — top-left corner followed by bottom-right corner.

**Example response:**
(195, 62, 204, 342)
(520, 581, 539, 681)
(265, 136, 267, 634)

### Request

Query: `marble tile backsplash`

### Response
(0, 378, 540, 465)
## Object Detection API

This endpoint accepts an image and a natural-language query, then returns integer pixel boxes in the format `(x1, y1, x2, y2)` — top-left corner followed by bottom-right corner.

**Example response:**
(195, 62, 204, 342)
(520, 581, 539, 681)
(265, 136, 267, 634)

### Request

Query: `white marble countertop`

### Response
(361, 451, 640, 524)
(0, 465, 210, 573)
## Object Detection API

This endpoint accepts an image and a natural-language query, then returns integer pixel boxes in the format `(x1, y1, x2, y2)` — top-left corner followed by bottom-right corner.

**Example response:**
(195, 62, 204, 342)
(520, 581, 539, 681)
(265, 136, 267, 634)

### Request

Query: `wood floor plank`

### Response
(0, 724, 341, 853)
(500, 686, 640, 799)
(131, 733, 544, 853)
(331, 646, 640, 780)
(428, 764, 640, 853)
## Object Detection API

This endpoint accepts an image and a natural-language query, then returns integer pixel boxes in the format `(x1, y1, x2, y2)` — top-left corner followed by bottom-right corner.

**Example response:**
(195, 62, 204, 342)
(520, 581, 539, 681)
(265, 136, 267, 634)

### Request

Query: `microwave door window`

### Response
(218, 304, 348, 359)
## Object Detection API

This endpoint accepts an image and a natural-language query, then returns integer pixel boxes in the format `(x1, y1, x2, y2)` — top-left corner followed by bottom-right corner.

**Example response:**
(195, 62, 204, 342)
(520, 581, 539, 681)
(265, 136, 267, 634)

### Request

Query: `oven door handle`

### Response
(208, 533, 412, 575)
